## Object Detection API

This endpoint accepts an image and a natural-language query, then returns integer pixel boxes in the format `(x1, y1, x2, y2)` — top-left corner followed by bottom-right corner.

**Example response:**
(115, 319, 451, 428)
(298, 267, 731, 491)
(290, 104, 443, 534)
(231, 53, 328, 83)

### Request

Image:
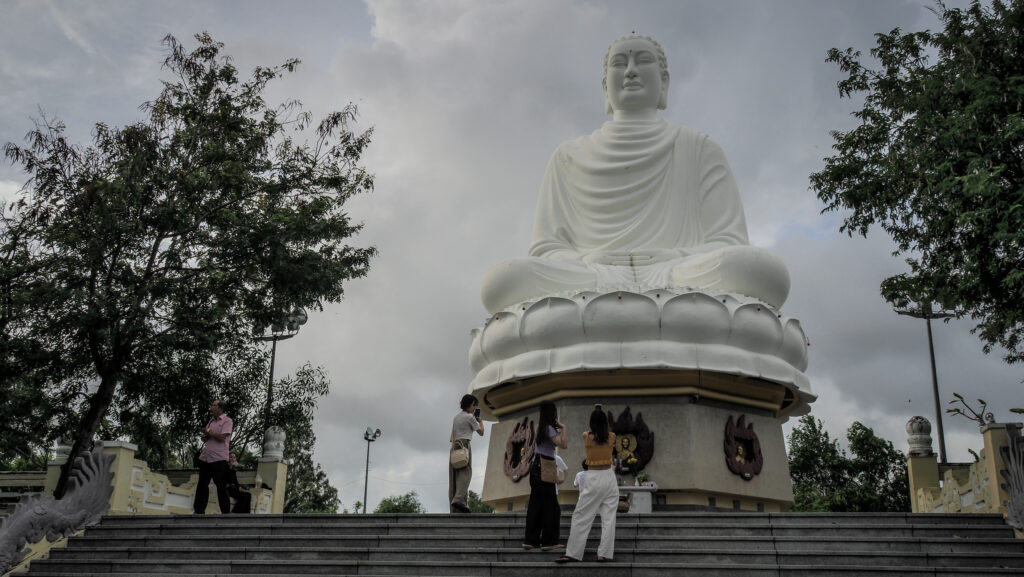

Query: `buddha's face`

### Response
(604, 37, 667, 114)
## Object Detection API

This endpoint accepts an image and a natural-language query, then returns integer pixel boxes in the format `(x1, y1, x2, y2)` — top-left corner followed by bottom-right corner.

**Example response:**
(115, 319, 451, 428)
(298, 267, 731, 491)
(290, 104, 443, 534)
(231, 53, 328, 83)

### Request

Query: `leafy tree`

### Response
(272, 365, 339, 514)
(1, 33, 375, 497)
(467, 490, 494, 513)
(788, 415, 910, 512)
(0, 377, 70, 466)
(284, 453, 339, 513)
(374, 491, 426, 514)
(788, 415, 852, 511)
(846, 422, 911, 512)
(810, 0, 1024, 364)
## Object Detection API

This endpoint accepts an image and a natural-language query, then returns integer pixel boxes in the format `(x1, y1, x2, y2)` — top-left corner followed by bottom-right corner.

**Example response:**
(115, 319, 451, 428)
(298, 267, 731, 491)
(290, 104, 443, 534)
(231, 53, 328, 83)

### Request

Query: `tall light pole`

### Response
(363, 427, 381, 514)
(895, 301, 954, 463)
(254, 308, 308, 427)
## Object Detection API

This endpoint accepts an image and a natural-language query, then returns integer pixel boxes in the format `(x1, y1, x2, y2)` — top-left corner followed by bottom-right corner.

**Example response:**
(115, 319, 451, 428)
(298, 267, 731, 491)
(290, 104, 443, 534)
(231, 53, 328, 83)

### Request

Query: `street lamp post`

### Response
(363, 427, 381, 514)
(895, 301, 954, 463)
(254, 308, 308, 427)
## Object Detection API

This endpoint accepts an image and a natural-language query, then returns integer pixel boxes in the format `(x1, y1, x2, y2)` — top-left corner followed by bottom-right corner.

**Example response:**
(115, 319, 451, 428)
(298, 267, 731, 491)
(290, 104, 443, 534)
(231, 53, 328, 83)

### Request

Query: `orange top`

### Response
(584, 431, 616, 467)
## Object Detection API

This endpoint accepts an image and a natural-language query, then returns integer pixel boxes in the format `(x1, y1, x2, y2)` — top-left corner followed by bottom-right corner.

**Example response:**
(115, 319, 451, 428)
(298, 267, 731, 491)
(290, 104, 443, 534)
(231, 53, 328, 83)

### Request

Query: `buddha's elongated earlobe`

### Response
(604, 79, 613, 115)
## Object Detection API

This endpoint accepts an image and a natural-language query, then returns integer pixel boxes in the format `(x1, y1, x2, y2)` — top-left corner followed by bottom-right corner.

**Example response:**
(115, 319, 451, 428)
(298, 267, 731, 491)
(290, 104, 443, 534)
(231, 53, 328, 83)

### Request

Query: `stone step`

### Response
(21, 572, 1024, 577)
(25, 559, 1024, 576)
(22, 512, 1023, 577)
(78, 521, 1015, 539)
(45, 545, 1024, 568)
(63, 534, 1024, 554)
(92, 512, 1009, 526)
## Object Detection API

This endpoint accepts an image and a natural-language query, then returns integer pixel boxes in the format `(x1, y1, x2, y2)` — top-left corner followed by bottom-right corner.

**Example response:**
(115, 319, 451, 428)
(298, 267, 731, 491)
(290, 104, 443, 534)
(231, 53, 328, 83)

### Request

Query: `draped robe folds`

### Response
(480, 118, 789, 314)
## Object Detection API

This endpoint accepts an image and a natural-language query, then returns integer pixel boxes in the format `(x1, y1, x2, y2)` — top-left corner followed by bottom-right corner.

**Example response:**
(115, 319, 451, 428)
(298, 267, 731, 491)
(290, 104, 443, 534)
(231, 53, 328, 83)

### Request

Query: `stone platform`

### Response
(481, 387, 793, 512)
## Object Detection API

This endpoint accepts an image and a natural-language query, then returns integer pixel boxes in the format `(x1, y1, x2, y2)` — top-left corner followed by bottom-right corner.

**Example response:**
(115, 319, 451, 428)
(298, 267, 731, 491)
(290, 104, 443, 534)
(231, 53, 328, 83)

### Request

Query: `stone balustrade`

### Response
(97, 441, 285, 515)
(1, 433, 288, 575)
(906, 417, 1021, 521)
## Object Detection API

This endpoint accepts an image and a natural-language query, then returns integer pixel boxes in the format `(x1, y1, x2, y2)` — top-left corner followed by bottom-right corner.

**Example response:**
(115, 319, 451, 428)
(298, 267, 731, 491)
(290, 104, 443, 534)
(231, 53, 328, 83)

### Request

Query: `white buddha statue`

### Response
(480, 34, 790, 314)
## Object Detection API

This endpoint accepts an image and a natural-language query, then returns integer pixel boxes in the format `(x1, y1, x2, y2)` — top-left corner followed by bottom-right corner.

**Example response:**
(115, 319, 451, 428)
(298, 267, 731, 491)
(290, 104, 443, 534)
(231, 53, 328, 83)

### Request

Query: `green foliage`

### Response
(0, 453, 48, 472)
(274, 365, 340, 514)
(0, 32, 375, 495)
(374, 491, 426, 514)
(788, 415, 910, 512)
(284, 455, 340, 513)
(0, 376, 74, 466)
(810, 0, 1024, 364)
(467, 490, 494, 513)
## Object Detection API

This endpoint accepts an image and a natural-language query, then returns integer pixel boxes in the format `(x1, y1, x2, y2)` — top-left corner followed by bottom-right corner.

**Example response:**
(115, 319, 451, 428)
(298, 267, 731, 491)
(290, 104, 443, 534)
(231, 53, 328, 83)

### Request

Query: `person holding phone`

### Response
(556, 404, 618, 563)
(523, 400, 568, 550)
(449, 394, 484, 513)
(193, 399, 232, 514)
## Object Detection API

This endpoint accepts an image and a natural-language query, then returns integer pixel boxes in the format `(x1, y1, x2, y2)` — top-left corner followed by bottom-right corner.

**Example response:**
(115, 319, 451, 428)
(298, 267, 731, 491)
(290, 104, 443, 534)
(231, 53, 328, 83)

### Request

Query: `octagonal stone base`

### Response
(481, 374, 794, 513)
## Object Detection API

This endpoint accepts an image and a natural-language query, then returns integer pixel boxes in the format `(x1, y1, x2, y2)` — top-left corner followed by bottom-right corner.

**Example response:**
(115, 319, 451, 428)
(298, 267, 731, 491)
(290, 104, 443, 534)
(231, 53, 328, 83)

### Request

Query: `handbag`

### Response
(450, 440, 470, 470)
(540, 455, 557, 483)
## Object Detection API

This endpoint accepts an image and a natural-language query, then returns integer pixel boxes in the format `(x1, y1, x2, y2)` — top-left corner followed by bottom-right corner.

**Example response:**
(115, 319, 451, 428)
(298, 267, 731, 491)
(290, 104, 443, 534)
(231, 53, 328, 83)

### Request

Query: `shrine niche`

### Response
(724, 415, 763, 480)
(503, 416, 535, 482)
(609, 407, 654, 474)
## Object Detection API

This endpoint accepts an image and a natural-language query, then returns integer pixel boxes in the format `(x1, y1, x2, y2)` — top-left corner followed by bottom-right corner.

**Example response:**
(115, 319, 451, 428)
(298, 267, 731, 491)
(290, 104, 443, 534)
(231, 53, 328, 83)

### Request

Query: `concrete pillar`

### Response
(256, 459, 288, 513)
(101, 441, 138, 514)
(258, 426, 288, 513)
(43, 440, 72, 494)
(905, 416, 939, 513)
(980, 423, 1020, 516)
(906, 453, 940, 513)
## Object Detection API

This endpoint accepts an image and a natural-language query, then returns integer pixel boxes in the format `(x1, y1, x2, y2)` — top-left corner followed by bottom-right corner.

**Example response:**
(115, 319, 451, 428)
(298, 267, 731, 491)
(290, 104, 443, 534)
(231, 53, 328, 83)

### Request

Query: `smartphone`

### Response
(474, 407, 481, 418)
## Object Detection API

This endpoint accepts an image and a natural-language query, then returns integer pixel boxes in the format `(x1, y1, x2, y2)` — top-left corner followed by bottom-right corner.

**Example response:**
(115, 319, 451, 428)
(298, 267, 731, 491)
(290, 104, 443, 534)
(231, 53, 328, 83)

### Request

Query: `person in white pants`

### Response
(556, 405, 619, 563)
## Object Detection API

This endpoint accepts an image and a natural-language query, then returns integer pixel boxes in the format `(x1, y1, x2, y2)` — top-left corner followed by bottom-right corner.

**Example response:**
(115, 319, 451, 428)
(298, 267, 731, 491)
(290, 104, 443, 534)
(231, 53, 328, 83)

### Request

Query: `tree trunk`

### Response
(53, 375, 118, 498)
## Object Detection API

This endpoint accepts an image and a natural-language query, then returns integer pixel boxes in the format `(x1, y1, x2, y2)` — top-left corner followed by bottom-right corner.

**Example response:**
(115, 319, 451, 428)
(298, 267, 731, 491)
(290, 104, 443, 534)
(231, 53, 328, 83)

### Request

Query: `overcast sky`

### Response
(2, 0, 1020, 513)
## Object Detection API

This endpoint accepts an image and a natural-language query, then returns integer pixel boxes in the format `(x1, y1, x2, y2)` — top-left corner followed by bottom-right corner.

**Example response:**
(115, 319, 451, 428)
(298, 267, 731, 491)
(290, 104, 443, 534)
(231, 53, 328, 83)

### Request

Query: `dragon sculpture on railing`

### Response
(0, 447, 114, 573)
(1000, 424, 1024, 531)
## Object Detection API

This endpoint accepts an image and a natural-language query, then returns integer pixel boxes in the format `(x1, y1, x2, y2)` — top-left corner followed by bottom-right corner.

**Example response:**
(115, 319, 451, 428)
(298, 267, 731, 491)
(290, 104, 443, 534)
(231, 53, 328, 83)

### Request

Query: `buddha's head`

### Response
(603, 33, 669, 115)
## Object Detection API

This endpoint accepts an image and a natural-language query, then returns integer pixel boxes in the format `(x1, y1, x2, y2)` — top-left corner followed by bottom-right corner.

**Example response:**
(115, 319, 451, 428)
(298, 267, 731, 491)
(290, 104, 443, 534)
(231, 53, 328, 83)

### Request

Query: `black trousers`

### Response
(228, 485, 252, 513)
(194, 459, 230, 514)
(524, 455, 560, 546)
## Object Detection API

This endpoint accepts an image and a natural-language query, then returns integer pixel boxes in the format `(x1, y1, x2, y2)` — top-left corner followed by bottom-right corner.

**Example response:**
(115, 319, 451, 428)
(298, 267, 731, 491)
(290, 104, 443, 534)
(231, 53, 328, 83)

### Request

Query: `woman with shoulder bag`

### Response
(449, 394, 484, 513)
(556, 404, 618, 563)
(523, 400, 567, 550)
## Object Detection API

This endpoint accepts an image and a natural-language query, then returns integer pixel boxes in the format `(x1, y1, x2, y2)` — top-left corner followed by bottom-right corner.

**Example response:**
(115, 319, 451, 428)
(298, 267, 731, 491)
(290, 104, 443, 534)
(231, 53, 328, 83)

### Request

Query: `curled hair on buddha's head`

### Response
(602, 32, 670, 115)
(460, 394, 478, 411)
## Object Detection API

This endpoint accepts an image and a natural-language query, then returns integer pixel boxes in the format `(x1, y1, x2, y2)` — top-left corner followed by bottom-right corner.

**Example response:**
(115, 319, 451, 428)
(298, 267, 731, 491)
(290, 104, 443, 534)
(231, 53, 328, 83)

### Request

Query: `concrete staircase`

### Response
(21, 511, 1024, 576)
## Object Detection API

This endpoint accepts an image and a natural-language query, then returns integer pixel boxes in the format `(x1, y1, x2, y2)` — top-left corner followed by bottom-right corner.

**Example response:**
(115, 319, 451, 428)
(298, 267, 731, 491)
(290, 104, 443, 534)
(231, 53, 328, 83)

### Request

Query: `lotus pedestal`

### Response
(468, 289, 814, 513)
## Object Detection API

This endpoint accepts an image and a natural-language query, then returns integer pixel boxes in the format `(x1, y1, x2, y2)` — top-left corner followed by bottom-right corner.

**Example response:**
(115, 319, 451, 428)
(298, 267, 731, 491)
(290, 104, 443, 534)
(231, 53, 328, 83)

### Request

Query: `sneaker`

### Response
(521, 543, 536, 550)
(541, 543, 565, 551)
